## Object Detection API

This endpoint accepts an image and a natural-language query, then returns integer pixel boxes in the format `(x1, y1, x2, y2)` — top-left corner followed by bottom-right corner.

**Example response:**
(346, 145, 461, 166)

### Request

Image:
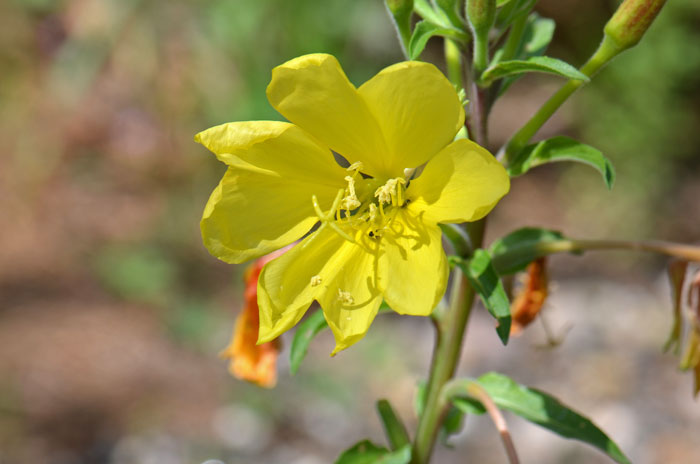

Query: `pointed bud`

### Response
(604, 0, 667, 52)
(466, 0, 496, 36)
(386, 0, 413, 16)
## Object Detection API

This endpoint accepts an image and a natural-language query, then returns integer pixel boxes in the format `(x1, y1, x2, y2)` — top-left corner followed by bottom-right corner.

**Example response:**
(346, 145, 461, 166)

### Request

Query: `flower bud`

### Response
(386, 0, 413, 16)
(604, 0, 667, 51)
(466, 0, 496, 36)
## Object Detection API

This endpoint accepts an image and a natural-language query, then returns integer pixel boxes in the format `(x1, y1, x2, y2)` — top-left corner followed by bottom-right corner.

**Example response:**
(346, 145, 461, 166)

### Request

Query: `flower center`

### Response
(310, 162, 412, 249)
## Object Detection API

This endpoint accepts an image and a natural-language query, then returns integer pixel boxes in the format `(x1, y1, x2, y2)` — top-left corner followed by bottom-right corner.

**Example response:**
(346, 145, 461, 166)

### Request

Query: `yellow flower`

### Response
(197, 54, 509, 354)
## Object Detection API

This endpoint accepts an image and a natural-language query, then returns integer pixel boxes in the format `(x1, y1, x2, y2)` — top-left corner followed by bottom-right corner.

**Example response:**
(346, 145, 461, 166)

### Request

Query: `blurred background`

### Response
(1, 0, 699, 463)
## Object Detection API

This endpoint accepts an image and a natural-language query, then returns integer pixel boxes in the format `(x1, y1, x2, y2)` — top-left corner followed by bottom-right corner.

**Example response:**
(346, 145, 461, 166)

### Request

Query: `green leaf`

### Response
(376, 400, 411, 450)
(495, 0, 537, 28)
(489, 227, 565, 275)
(497, 0, 514, 6)
(507, 136, 616, 190)
(452, 396, 487, 415)
(289, 308, 327, 375)
(482, 56, 589, 83)
(413, 0, 447, 27)
(493, 13, 556, 95)
(522, 15, 555, 57)
(407, 20, 467, 60)
(459, 250, 511, 344)
(475, 372, 632, 464)
(335, 441, 411, 464)
(439, 404, 465, 447)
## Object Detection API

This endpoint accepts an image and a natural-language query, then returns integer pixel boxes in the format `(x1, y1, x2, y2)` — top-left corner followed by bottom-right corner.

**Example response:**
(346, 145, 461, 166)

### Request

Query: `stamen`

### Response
(368, 204, 378, 223)
(310, 275, 322, 287)
(328, 221, 356, 243)
(396, 178, 405, 206)
(312, 189, 345, 222)
(340, 175, 361, 211)
(337, 289, 354, 305)
(346, 161, 364, 172)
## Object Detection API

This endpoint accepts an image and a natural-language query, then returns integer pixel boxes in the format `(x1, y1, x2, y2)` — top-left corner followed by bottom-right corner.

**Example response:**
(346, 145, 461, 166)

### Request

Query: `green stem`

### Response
(412, 266, 476, 463)
(411, 34, 491, 462)
(472, 30, 489, 77)
(444, 38, 464, 90)
(502, 35, 623, 164)
(412, 221, 486, 464)
(496, 12, 528, 64)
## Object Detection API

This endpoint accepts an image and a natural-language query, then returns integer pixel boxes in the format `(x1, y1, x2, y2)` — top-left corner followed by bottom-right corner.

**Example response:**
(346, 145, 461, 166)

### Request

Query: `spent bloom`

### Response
(219, 249, 287, 388)
(197, 54, 509, 353)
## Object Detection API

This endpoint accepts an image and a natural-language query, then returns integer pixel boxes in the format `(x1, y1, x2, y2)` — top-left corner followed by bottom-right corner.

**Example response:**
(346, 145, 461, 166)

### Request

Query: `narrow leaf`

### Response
(376, 400, 411, 450)
(482, 56, 589, 83)
(452, 396, 487, 415)
(497, 14, 556, 95)
(496, 0, 537, 28)
(439, 405, 465, 447)
(460, 250, 511, 344)
(407, 20, 466, 60)
(289, 308, 327, 375)
(413, 0, 447, 27)
(475, 372, 632, 464)
(335, 441, 411, 464)
(507, 136, 616, 190)
(523, 15, 555, 56)
(489, 227, 565, 275)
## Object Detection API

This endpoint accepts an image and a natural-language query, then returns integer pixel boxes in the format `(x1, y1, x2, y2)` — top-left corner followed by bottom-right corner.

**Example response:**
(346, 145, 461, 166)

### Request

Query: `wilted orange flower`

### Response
(510, 257, 549, 335)
(220, 249, 288, 388)
(686, 271, 700, 396)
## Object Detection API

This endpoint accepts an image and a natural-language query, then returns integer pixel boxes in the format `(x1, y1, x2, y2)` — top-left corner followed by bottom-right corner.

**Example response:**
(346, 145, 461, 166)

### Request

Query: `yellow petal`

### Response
(258, 225, 382, 355)
(198, 122, 348, 264)
(201, 159, 341, 264)
(407, 139, 510, 224)
(317, 238, 383, 355)
(378, 210, 448, 316)
(195, 121, 347, 187)
(256, 226, 350, 343)
(266, 54, 389, 177)
(358, 61, 464, 175)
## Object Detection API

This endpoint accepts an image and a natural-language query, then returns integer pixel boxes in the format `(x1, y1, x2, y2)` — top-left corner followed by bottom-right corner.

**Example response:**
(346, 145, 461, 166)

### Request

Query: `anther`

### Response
(340, 176, 361, 211)
(337, 289, 355, 305)
(346, 161, 364, 172)
(310, 275, 322, 287)
(368, 203, 378, 223)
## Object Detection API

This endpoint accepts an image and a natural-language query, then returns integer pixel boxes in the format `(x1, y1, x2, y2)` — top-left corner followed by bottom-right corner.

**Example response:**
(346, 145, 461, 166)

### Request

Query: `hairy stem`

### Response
(412, 216, 486, 464)
(445, 38, 464, 90)
(412, 265, 477, 463)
